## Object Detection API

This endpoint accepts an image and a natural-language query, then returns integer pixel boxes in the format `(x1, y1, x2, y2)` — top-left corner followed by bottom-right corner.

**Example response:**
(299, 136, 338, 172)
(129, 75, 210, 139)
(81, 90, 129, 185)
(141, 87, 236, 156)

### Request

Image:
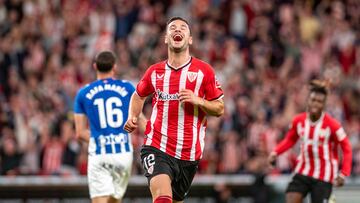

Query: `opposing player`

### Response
(74, 51, 135, 203)
(124, 17, 224, 203)
(268, 80, 352, 203)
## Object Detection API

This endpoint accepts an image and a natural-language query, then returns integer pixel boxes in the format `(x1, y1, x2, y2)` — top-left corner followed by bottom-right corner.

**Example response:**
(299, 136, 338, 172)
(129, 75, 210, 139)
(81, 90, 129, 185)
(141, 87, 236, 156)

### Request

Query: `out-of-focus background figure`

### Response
(268, 80, 352, 203)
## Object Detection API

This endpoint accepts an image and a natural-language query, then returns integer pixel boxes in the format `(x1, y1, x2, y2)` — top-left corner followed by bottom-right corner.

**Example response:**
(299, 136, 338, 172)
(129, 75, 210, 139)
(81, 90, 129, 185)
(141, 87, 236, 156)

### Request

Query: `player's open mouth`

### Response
(173, 34, 183, 42)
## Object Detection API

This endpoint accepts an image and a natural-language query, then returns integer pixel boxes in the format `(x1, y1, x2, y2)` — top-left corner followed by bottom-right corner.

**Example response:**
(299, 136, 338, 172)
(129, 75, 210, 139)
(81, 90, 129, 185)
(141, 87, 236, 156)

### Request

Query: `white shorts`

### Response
(87, 152, 133, 199)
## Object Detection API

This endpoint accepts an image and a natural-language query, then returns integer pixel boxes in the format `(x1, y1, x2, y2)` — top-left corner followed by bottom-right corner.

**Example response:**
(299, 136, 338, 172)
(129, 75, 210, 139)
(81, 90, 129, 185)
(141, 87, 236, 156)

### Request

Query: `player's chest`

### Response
(297, 122, 332, 144)
(152, 68, 205, 91)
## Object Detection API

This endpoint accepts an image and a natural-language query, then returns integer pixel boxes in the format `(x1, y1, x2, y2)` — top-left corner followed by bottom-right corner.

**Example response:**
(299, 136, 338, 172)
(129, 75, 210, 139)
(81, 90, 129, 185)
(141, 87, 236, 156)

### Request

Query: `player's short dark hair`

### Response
(166, 16, 191, 33)
(309, 79, 329, 96)
(95, 51, 116, 72)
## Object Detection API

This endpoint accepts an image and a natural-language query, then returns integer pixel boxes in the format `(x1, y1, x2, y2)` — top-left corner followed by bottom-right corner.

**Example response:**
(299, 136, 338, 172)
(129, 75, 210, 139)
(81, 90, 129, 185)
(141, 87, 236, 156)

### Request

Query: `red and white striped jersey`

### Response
(274, 112, 352, 183)
(136, 57, 223, 161)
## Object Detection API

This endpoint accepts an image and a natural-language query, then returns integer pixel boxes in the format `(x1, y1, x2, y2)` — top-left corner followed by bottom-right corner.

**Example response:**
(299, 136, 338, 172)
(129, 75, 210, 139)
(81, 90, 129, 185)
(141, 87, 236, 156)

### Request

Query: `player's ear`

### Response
(93, 63, 97, 71)
(164, 34, 168, 44)
(189, 36, 193, 45)
(112, 64, 117, 74)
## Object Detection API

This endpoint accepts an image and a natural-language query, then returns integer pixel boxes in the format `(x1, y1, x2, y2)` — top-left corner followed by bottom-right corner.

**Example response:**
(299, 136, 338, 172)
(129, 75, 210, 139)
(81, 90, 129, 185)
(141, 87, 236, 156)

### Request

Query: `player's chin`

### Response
(170, 43, 185, 50)
(171, 45, 182, 50)
(309, 107, 320, 115)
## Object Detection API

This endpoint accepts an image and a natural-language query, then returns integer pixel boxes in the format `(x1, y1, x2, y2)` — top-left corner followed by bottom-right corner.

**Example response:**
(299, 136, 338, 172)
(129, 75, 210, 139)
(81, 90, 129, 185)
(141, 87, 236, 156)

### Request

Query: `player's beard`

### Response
(308, 105, 323, 121)
(169, 41, 188, 53)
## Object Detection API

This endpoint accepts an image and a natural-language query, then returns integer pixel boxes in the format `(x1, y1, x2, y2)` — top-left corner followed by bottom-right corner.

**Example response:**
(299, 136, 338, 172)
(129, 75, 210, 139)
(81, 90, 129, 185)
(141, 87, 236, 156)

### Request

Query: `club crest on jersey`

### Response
(319, 127, 330, 138)
(187, 71, 198, 82)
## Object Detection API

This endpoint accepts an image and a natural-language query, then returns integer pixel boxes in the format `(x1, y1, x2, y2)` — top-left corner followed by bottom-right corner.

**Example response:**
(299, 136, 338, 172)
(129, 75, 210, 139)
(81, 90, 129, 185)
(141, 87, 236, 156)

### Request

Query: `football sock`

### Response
(154, 195, 172, 203)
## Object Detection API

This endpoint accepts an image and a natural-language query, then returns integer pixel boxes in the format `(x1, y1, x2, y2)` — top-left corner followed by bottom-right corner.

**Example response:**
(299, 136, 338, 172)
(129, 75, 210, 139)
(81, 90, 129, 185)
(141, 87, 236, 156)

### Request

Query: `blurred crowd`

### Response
(0, 0, 359, 178)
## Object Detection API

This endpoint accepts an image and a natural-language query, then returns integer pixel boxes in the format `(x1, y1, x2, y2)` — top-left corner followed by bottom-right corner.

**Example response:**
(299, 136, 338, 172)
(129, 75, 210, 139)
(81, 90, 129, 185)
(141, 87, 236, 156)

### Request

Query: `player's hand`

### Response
(179, 89, 203, 105)
(124, 117, 138, 133)
(334, 174, 345, 187)
(268, 152, 277, 168)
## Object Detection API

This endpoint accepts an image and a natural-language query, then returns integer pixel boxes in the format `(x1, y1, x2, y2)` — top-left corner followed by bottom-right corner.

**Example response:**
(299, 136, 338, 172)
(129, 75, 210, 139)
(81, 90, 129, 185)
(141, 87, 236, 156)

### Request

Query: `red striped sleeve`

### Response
(274, 118, 299, 155)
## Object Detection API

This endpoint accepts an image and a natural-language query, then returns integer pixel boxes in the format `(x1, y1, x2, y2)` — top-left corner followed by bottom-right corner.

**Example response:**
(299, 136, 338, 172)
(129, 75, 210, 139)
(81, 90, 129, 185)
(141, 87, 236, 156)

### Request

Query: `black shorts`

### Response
(140, 145, 199, 201)
(286, 174, 332, 202)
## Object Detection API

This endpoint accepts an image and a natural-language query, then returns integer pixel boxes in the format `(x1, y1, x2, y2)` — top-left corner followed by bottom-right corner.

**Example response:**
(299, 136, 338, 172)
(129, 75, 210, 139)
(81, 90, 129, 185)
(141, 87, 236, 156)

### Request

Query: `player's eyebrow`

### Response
(169, 24, 188, 30)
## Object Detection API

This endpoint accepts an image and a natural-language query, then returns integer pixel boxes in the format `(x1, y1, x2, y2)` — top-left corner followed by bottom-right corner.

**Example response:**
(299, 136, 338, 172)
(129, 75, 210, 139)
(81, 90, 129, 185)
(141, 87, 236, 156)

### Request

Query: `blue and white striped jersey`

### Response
(74, 78, 135, 156)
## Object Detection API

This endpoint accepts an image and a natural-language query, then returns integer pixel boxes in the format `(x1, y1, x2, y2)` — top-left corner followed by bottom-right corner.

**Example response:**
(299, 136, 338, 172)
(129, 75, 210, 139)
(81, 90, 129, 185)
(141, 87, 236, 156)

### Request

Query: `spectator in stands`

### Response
(0, 134, 23, 176)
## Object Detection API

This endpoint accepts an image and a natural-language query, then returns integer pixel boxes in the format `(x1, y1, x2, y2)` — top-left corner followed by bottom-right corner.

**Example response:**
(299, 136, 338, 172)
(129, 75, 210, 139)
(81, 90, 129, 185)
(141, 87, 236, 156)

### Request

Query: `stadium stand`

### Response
(0, 0, 359, 202)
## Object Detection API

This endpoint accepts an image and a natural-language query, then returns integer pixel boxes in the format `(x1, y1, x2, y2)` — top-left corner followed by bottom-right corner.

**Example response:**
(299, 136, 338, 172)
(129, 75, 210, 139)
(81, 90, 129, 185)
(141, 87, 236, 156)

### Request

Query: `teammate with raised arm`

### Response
(74, 51, 135, 203)
(268, 80, 352, 203)
(124, 17, 224, 203)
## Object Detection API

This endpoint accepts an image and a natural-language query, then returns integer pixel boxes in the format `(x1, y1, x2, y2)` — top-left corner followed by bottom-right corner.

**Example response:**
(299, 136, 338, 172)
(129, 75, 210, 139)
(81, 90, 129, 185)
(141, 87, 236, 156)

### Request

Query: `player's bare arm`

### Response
(124, 92, 147, 133)
(74, 114, 90, 143)
(178, 89, 224, 117)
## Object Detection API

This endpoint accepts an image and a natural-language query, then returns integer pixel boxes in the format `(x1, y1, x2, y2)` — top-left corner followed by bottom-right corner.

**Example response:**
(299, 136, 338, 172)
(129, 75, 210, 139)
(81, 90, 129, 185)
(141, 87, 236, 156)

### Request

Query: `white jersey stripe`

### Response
(175, 64, 190, 159)
(294, 124, 304, 173)
(110, 134, 116, 153)
(294, 149, 303, 173)
(302, 119, 310, 175)
(312, 119, 323, 179)
(145, 71, 157, 145)
(199, 117, 206, 159)
(99, 135, 106, 155)
(190, 70, 204, 161)
(128, 134, 133, 151)
(160, 66, 172, 152)
(295, 123, 304, 173)
(323, 128, 331, 182)
(332, 159, 338, 182)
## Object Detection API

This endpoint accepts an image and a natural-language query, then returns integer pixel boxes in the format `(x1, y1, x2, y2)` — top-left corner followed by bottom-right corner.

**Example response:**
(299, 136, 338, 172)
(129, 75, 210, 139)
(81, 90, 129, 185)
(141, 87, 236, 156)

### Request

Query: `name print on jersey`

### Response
(86, 84, 129, 100)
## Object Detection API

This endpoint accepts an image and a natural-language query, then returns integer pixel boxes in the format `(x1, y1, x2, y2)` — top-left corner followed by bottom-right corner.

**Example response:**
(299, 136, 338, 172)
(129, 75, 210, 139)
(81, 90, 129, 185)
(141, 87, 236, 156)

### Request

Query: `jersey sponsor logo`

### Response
(156, 89, 179, 101)
(187, 71, 198, 82)
(98, 133, 129, 146)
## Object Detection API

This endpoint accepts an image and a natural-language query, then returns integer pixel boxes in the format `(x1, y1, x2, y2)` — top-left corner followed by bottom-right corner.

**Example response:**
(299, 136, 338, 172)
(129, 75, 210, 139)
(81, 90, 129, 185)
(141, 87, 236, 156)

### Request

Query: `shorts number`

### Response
(143, 154, 155, 170)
